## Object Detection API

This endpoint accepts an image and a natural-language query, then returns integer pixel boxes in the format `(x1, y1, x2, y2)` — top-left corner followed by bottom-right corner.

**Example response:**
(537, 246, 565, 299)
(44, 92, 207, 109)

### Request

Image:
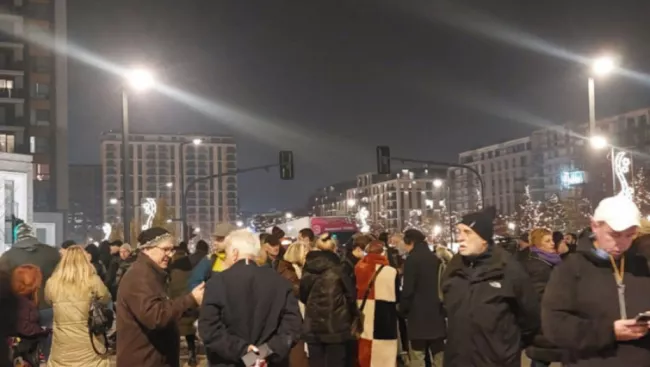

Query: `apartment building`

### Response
(67, 164, 101, 242)
(530, 107, 650, 203)
(0, 0, 69, 213)
(452, 137, 531, 216)
(100, 133, 237, 236)
(310, 168, 448, 232)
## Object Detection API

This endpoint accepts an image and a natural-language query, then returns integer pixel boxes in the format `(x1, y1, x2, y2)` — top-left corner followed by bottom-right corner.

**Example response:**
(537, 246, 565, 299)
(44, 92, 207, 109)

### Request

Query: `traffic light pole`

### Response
(181, 164, 279, 241)
(391, 157, 486, 209)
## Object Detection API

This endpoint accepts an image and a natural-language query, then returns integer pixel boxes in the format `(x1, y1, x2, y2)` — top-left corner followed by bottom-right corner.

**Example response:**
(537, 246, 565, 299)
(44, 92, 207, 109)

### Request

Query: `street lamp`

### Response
(179, 138, 203, 240)
(285, 212, 293, 219)
(109, 198, 118, 205)
(588, 55, 617, 134)
(590, 135, 608, 150)
(121, 67, 155, 243)
(433, 179, 443, 188)
(236, 220, 244, 227)
(347, 199, 357, 207)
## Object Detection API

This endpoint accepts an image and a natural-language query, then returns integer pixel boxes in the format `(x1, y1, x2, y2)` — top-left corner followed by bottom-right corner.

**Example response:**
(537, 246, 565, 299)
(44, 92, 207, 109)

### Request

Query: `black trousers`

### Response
(307, 342, 354, 367)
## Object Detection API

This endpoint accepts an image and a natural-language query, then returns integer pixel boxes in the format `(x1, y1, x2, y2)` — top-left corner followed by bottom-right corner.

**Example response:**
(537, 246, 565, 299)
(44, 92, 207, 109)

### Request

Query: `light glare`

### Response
(590, 135, 608, 150)
(592, 56, 616, 76)
(127, 68, 155, 91)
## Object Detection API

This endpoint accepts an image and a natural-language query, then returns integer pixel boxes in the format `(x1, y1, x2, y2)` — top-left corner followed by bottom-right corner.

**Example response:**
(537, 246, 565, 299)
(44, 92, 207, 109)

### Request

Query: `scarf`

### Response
(531, 246, 562, 266)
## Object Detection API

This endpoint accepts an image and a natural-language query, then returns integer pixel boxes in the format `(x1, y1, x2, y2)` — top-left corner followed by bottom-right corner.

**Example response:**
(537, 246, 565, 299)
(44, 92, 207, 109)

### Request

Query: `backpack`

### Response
(88, 294, 114, 356)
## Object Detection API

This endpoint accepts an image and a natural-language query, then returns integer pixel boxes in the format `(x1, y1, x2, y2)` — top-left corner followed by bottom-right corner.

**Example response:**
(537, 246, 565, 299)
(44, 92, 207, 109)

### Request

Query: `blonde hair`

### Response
(284, 242, 309, 266)
(315, 233, 337, 252)
(46, 245, 97, 300)
(529, 228, 552, 247)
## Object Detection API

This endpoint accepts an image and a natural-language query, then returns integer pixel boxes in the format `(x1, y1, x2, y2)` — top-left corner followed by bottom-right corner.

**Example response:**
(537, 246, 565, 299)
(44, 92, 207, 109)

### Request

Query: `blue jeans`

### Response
(38, 308, 53, 360)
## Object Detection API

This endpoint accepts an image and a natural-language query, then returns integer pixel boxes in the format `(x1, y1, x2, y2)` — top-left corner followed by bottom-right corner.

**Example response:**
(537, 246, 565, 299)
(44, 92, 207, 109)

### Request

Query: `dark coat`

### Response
(542, 236, 650, 367)
(112, 254, 136, 294)
(188, 249, 208, 268)
(399, 242, 446, 341)
(300, 250, 359, 344)
(15, 296, 47, 338)
(442, 246, 540, 367)
(168, 250, 198, 336)
(198, 260, 302, 367)
(522, 250, 568, 363)
(0, 270, 17, 367)
(0, 237, 60, 309)
(275, 259, 309, 367)
(116, 253, 198, 367)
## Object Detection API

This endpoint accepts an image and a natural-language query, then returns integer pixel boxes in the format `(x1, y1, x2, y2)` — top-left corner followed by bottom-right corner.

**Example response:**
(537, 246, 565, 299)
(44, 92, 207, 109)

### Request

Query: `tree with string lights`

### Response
(517, 185, 542, 232)
(632, 167, 650, 215)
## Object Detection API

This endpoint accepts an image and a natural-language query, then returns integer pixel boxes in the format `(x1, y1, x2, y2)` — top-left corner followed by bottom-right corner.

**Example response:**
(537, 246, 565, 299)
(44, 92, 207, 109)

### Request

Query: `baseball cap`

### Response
(593, 195, 641, 232)
(214, 222, 237, 238)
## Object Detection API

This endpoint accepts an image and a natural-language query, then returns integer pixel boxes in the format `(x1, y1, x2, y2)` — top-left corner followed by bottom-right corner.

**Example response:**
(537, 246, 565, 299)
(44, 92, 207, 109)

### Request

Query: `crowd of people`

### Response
(0, 194, 650, 367)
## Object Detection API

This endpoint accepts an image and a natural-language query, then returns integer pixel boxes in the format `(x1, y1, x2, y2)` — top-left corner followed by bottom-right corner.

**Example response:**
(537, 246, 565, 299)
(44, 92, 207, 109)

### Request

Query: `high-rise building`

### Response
(452, 137, 531, 215)
(0, 0, 69, 213)
(68, 164, 101, 242)
(100, 133, 237, 237)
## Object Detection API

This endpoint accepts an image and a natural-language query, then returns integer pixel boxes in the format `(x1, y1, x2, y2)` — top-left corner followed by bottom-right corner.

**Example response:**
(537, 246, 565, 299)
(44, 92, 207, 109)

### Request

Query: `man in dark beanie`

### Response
(399, 229, 446, 367)
(442, 207, 540, 367)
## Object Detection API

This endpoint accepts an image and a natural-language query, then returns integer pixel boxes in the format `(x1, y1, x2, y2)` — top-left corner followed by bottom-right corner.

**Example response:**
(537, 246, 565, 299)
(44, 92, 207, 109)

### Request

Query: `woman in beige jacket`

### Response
(45, 245, 111, 367)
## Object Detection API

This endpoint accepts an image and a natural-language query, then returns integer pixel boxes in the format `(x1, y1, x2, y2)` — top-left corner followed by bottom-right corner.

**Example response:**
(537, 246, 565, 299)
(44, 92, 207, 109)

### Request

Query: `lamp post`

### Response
(120, 68, 154, 243)
(588, 55, 616, 134)
(179, 138, 202, 240)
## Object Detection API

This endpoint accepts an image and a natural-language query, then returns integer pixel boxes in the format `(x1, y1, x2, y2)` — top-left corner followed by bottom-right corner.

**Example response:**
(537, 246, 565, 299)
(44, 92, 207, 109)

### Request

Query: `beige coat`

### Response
(45, 274, 111, 367)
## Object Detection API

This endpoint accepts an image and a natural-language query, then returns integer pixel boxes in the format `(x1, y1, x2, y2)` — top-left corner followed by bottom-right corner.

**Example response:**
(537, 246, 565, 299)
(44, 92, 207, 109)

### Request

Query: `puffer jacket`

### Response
(299, 250, 359, 344)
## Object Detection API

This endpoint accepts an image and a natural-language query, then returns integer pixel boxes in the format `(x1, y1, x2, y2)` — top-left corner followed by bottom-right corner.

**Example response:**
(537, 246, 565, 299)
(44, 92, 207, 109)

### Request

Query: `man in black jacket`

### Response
(199, 229, 301, 367)
(442, 207, 539, 367)
(542, 195, 650, 366)
(399, 229, 446, 367)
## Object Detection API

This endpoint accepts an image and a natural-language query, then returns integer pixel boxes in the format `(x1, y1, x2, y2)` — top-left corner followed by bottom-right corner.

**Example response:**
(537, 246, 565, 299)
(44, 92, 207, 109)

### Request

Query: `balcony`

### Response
(0, 88, 23, 101)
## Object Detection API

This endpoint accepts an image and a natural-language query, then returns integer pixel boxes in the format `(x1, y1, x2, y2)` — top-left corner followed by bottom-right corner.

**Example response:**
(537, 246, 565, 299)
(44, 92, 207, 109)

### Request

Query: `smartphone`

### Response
(635, 312, 650, 324)
(241, 352, 259, 367)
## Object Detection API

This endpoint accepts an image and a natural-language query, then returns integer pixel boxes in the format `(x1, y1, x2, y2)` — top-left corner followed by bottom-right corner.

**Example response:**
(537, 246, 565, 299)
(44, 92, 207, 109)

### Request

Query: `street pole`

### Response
(391, 157, 486, 209)
(179, 143, 186, 240)
(181, 163, 279, 242)
(446, 171, 454, 244)
(121, 90, 131, 244)
(588, 77, 596, 135)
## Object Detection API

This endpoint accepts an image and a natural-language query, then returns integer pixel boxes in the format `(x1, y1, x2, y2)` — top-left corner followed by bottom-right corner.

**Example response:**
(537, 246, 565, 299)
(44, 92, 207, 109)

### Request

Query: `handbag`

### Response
(355, 265, 386, 337)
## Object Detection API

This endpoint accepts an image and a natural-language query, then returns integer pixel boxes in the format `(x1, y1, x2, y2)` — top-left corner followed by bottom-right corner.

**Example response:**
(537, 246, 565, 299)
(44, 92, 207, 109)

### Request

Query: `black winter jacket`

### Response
(522, 250, 569, 363)
(542, 236, 650, 367)
(399, 242, 446, 341)
(300, 250, 358, 344)
(199, 260, 302, 367)
(442, 246, 540, 367)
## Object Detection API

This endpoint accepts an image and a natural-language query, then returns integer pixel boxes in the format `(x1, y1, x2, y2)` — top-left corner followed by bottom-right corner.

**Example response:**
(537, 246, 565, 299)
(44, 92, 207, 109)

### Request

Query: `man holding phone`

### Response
(542, 195, 650, 366)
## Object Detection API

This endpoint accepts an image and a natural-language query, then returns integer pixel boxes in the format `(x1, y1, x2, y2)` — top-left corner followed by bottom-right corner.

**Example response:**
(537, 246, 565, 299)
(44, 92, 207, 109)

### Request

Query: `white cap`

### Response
(593, 195, 641, 231)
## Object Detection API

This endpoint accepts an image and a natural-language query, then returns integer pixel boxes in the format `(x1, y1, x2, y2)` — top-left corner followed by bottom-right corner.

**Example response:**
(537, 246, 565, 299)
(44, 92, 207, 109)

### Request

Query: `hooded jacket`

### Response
(442, 246, 540, 367)
(542, 235, 650, 367)
(0, 237, 60, 309)
(299, 250, 359, 344)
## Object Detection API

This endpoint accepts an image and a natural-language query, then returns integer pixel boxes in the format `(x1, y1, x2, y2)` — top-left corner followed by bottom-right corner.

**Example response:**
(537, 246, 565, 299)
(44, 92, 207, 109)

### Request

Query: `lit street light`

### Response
(592, 56, 616, 76)
(192, 138, 203, 145)
(121, 67, 155, 243)
(347, 199, 357, 207)
(180, 138, 203, 240)
(126, 68, 155, 91)
(109, 198, 118, 205)
(433, 179, 443, 188)
(236, 220, 244, 227)
(165, 181, 173, 188)
(285, 212, 293, 219)
(507, 222, 516, 231)
(590, 135, 608, 150)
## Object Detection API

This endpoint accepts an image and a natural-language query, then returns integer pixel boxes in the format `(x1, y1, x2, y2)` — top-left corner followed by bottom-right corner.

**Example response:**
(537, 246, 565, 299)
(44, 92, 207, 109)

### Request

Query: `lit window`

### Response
(34, 163, 50, 181)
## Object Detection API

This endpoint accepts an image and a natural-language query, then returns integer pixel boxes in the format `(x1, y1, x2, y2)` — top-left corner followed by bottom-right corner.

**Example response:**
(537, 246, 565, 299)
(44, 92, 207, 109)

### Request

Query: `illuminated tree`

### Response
(540, 194, 567, 232)
(632, 168, 650, 215)
(517, 185, 542, 231)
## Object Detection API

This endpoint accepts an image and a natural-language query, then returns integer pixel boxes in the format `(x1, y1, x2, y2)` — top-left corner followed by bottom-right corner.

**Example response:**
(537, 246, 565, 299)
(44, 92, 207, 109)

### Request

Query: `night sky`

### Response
(67, 0, 650, 212)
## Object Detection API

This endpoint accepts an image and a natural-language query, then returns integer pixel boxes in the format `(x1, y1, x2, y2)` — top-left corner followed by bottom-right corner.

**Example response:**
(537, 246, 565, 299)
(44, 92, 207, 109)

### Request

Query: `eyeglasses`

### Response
(156, 246, 176, 255)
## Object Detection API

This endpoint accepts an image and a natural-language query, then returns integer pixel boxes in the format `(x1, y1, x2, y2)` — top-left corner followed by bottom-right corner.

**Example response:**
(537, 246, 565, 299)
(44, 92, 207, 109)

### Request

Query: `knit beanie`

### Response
(459, 206, 497, 245)
(14, 222, 36, 242)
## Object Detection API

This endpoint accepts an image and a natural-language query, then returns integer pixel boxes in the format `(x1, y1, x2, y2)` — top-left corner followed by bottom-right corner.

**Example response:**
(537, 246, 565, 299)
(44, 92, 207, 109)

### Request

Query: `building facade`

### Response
(310, 180, 356, 218)
(100, 133, 237, 237)
(0, 0, 69, 214)
(0, 152, 32, 252)
(452, 137, 531, 216)
(67, 164, 102, 242)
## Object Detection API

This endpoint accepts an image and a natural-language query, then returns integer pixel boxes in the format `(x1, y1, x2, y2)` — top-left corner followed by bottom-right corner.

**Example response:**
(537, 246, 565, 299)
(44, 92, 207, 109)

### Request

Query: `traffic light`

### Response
(376, 146, 391, 174)
(279, 151, 294, 180)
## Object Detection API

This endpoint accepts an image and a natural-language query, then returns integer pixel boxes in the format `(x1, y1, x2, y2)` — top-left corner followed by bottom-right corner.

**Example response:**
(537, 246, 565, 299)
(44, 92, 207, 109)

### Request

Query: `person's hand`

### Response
(614, 319, 648, 341)
(191, 282, 205, 305)
(247, 345, 258, 353)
